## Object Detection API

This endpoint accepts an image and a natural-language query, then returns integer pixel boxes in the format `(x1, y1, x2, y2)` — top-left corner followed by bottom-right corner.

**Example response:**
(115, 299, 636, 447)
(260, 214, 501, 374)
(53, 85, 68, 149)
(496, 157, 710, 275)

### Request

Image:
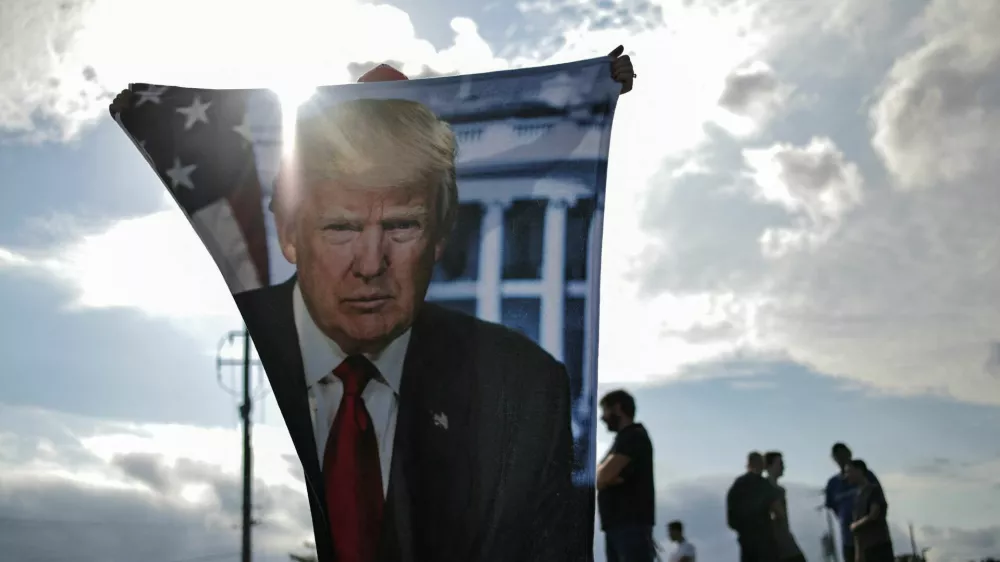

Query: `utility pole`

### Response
(217, 328, 264, 562)
(826, 508, 839, 562)
(909, 522, 930, 561)
(817, 496, 839, 562)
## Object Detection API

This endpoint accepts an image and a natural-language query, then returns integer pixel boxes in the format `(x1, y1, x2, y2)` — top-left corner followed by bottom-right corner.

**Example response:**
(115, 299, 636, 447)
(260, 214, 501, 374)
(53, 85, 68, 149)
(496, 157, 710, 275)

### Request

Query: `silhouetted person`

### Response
(597, 389, 656, 562)
(666, 520, 696, 562)
(846, 459, 893, 562)
(826, 443, 881, 562)
(727, 451, 781, 562)
(764, 451, 806, 562)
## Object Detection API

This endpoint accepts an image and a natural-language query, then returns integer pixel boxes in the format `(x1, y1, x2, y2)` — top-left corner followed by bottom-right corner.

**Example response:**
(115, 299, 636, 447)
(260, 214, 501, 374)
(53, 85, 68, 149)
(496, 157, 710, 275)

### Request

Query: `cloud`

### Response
(719, 64, 780, 109)
(42, 209, 240, 321)
(986, 341, 1000, 378)
(663, 319, 744, 346)
(878, 457, 1000, 537)
(112, 451, 174, 494)
(643, 152, 1000, 403)
(0, 206, 244, 347)
(512, 0, 664, 46)
(485, 1, 811, 386)
(903, 457, 1000, 484)
(768, 0, 1000, 396)
(0, 246, 32, 268)
(752, 143, 1000, 403)
(870, 0, 1000, 190)
(345, 60, 455, 82)
(744, 137, 864, 257)
(0, 408, 309, 562)
(603, 0, 1000, 404)
(717, 62, 793, 135)
(0, 1, 509, 143)
(0, 0, 112, 143)
(920, 525, 1000, 562)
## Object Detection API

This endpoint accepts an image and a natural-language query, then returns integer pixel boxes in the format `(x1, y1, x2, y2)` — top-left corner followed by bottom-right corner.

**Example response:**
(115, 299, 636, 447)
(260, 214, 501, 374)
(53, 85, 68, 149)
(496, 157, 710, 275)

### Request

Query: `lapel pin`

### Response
(432, 412, 449, 430)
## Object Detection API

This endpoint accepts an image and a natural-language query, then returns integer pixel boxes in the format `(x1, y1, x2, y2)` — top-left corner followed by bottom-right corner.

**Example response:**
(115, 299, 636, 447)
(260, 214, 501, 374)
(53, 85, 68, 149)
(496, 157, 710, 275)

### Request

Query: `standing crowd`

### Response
(595, 388, 894, 562)
(726, 443, 894, 562)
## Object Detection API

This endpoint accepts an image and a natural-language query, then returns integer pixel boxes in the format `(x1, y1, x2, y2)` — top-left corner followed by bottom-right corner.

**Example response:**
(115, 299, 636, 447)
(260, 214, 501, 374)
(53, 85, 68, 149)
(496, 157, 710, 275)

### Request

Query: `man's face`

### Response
(769, 457, 785, 478)
(833, 449, 851, 469)
(278, 180, 445, 353)
(600, 404, 623, 432)
(845, 464, 862, 485)
(668, 527, 682, 542)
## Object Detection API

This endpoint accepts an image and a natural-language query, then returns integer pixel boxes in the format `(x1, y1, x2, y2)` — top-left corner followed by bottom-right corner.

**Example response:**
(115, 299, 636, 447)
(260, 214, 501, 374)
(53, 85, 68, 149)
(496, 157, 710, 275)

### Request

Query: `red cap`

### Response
(358, 64, 409, 83)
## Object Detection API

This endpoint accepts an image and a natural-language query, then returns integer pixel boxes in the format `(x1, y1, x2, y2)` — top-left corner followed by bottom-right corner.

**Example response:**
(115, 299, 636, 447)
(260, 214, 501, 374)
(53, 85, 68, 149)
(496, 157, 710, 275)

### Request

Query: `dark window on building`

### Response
(501, 298, 541, 344)
(431, 299, 478, 318)
(565, 198, 595, 282)
(563, 297, 586, 403)
(564, 296, 591, 480)
(502, 200, 546, 280)
(433, 203, 483, 282)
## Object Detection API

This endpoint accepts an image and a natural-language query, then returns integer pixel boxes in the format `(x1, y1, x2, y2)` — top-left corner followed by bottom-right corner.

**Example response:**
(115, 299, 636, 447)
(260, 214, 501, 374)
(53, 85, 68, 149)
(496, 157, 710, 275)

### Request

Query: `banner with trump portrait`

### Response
(112, 58, 618, 562)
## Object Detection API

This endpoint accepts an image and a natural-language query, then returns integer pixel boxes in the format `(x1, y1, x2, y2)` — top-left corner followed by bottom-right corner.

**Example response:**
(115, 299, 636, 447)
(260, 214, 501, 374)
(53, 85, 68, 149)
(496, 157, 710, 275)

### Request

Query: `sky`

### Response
(1, 0, 999, 561)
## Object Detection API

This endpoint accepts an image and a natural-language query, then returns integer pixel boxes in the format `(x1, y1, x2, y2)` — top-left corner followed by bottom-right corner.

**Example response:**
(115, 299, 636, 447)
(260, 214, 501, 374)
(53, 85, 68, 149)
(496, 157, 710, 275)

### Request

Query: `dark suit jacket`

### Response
(234, 277, 578, 562)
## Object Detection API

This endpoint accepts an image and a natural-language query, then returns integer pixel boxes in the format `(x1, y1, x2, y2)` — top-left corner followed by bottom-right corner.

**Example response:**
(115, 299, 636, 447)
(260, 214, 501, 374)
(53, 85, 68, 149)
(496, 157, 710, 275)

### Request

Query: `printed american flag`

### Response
(112, 83, 271, 294)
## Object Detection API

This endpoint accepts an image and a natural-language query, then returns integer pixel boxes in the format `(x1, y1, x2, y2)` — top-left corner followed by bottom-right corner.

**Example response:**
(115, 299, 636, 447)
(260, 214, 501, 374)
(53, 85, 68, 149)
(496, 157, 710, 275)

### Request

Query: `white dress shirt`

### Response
(667, 540, 696, 562)
(292, 282, 410, 497)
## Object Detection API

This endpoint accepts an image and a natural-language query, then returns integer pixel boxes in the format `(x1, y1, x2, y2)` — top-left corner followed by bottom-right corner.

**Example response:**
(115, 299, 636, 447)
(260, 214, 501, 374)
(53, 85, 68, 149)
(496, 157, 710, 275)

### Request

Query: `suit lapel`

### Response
(397, 304, 480, 561)
(240, 277, 322, 483)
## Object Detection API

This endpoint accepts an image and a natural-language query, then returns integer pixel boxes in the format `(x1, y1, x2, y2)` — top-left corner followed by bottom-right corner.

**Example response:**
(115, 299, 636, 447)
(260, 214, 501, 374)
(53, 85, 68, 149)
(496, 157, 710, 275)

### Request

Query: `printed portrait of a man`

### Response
(233, 96, 576, 562)
(110, 55, 624, 562)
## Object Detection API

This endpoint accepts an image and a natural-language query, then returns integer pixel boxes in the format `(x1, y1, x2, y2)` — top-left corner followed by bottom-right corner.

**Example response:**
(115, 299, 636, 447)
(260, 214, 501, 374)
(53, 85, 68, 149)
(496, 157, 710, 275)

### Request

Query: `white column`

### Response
(580, 203, 604, 484)
(539, 196, 570, 361)
(476, 198, 508, 323)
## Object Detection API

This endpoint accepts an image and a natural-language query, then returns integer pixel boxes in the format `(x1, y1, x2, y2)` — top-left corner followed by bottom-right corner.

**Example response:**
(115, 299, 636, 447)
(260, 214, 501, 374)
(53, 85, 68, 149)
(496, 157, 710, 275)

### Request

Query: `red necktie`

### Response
(324, 355, 384, 562)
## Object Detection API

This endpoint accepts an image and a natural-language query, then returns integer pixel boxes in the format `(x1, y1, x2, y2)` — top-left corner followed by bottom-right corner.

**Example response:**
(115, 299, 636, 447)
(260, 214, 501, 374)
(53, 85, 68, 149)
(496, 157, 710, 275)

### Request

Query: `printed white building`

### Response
(423, 81, 611, 484)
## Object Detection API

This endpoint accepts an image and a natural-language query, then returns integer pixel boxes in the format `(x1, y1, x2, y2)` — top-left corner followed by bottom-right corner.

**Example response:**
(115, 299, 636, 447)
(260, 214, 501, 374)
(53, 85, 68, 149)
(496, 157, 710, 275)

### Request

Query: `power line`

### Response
(156, 553, 241, 562)
(17, 549, 240, 562)
(0, 514, 236, 527)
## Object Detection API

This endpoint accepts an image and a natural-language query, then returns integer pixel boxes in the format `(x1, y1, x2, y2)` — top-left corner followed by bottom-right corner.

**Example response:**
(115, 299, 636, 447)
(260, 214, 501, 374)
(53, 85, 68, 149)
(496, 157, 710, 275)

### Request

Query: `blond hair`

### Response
(273, 98, 458, 239)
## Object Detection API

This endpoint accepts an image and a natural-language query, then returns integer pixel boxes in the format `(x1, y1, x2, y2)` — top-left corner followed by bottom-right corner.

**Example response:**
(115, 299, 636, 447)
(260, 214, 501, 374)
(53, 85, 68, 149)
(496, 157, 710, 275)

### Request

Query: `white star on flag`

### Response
(135, 85, 168, 107)
(232, 113, 253, 143)
(166, 157, 197, 190)
(176, 96, 212, 130)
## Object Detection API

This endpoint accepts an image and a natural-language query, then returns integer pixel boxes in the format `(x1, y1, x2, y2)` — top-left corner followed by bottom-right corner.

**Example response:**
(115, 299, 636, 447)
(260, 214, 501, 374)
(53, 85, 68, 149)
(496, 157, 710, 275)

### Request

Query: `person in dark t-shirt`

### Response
(597, 389, 656, 562)
(847, 459, 893, 562)
(726, 451, 782, 562)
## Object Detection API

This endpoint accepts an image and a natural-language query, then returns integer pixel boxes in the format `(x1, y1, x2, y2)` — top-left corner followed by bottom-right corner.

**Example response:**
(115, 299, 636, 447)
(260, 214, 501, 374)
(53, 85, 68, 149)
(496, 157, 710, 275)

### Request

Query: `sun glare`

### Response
(273, 83, 318, 156)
